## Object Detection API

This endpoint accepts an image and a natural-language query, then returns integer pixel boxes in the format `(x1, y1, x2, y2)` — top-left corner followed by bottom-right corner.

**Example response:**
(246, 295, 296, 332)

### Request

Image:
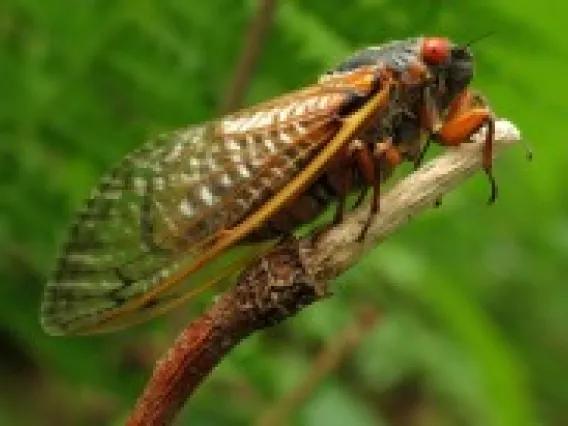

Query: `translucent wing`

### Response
(41, 67, 385, 335)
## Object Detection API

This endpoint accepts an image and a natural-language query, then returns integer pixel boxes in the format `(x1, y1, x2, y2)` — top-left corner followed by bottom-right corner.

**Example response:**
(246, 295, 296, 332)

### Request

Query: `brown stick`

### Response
(220, 0, 277, 114)
(127, 237, 320, 426)
(126, 120, 521, 425)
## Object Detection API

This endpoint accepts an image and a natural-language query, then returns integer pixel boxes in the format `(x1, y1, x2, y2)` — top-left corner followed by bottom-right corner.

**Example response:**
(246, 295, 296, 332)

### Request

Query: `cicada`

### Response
(41, 36, 496, 335)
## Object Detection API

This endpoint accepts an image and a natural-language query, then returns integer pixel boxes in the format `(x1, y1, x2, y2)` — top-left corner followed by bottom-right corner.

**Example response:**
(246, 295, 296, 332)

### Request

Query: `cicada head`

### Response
(421, 37, 474, 105)
(445, 43, 474, 99)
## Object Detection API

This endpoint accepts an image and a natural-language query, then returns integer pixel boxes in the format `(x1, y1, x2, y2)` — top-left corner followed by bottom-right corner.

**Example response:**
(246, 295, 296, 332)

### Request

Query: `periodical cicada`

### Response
(41, 36, 496, 335)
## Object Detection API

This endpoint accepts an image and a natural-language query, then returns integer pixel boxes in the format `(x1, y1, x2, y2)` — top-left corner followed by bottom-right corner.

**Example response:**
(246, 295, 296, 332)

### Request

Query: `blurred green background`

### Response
(1, 0, 567, 425)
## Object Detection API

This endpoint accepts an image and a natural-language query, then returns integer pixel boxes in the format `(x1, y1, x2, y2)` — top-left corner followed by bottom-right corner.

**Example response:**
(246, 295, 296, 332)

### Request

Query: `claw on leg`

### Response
(352, 185, 369, 209)
(356, 164, 381, 242)
(485, 168, 498, 205)
(351, 141, 378, 241)
(482, 116, 497, 204)
(413, 139, 432, 170)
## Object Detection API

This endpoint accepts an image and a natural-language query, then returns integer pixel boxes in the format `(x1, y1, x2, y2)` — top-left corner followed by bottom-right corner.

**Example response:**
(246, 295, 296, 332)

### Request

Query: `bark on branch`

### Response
(126, 120, 521, 426)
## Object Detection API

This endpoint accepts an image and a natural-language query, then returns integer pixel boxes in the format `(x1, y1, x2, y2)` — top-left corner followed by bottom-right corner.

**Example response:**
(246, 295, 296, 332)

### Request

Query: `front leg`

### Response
(436, 89, 497, 203)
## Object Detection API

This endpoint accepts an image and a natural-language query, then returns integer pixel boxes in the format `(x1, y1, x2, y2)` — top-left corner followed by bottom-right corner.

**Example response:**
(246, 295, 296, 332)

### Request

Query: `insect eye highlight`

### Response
(422, 37, 450, 64)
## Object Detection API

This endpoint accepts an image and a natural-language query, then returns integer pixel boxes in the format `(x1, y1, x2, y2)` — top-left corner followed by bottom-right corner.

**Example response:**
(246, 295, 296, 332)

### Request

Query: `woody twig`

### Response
(220, 0, 277, 113)
(126, 120, 521, 426)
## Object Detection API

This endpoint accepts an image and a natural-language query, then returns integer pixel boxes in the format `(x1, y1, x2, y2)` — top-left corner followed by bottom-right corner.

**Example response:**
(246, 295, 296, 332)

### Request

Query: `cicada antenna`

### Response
(462, 30, 496, 48)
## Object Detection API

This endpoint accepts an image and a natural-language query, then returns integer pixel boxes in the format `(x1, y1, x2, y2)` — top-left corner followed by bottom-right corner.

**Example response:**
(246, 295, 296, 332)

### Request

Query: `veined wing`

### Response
(41, 67, 385, 335)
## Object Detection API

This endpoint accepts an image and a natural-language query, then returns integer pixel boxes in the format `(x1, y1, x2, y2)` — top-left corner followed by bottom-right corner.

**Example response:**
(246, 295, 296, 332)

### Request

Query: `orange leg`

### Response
(419, 86, 442, 133)
(436, 90, 497, 204)
(329, 140, 378, 237)
(326, 140, 375, 238)
(414, 86, 441, 170)
(353, 143, 378, 241)
(346, 141, 377, 204)
(328, 70, 399, 236)
(332, 166, 352, 226)
(352, 138, 403, 241)
(328, 143, 355, 226)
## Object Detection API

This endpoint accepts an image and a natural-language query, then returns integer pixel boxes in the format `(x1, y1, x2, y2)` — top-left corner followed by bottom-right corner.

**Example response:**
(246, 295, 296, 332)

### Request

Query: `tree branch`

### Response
(220, 0, 277, 114)
(126, 120, 521, 426)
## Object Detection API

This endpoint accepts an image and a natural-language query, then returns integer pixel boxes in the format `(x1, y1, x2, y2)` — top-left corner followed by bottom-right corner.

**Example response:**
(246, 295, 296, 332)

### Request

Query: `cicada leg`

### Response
(412, 138, 431, 170)
(350, 137, 403, 241)
(413, 84, 443, 170)
(326, 72, 399, 239)
(352, 183, 369, 210)
(332, 161, 353, 226)
(436, 89, 497, 203)
(331, 137, 373, 227)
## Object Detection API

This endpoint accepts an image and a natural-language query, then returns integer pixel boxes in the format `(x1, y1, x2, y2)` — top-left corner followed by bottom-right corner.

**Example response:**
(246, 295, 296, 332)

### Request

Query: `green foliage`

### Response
(1, 0, 567, 425)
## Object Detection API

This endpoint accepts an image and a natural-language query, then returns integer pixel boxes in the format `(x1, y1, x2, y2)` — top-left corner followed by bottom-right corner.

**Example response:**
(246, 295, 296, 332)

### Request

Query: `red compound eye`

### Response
(422, 37, 450, 64)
